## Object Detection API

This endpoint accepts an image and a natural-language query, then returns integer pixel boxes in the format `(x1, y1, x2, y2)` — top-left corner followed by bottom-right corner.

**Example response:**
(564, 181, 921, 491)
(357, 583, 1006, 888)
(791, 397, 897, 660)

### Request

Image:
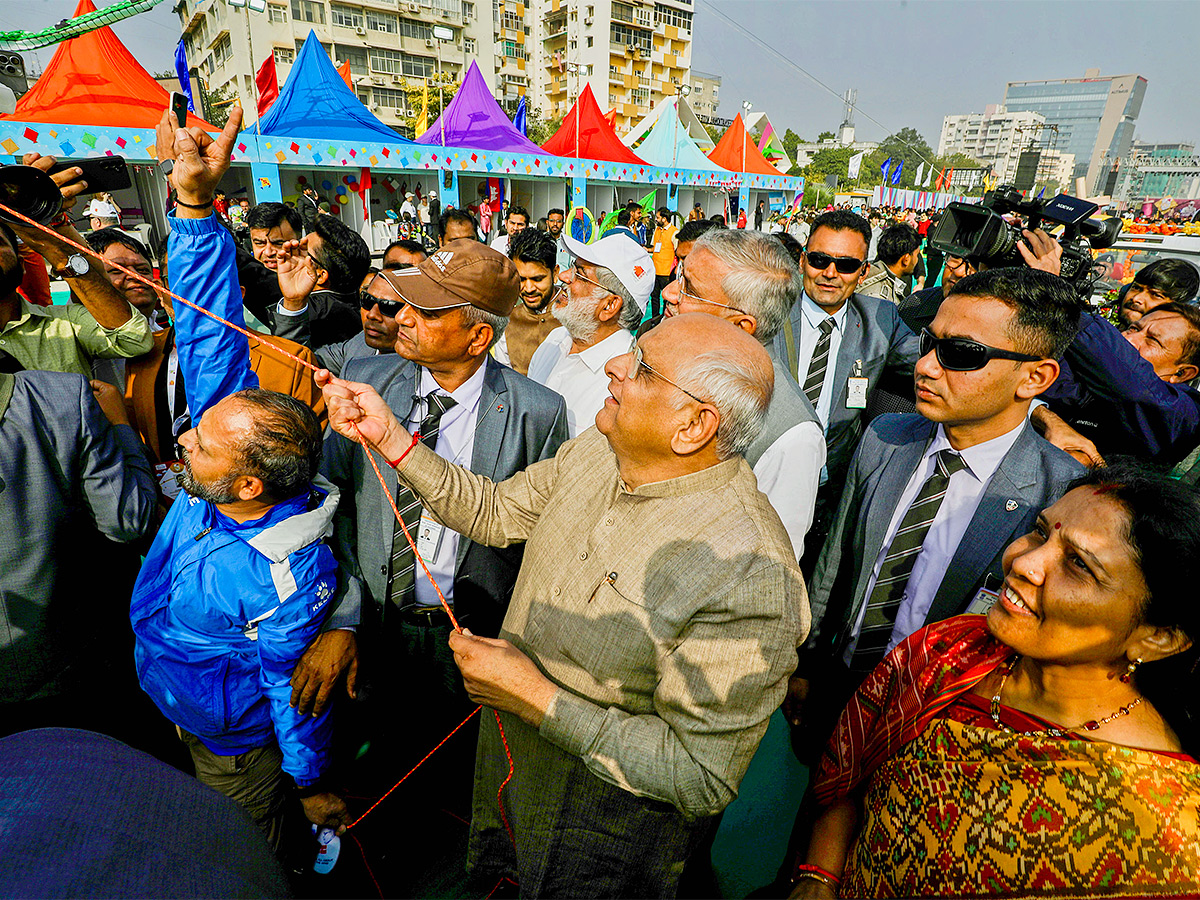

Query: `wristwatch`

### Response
(159, 158, 175, 177)
(53, 253, 90, 279)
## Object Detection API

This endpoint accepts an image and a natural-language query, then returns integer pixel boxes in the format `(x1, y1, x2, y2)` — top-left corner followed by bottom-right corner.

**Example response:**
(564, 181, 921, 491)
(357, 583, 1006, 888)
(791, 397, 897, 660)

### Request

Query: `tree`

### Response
(781, 128, 804, 170)
(817, 130, 836, 142)
(397, 73, 461, 139)
(203, 82, 238, 129)
(705, 123, 727, 145)
(879, 127, 933, 164)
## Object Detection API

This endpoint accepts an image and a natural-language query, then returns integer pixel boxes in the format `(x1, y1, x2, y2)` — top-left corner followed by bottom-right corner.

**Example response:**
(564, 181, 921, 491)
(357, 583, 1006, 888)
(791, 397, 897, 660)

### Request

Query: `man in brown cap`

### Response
(290, 240, 568, 887)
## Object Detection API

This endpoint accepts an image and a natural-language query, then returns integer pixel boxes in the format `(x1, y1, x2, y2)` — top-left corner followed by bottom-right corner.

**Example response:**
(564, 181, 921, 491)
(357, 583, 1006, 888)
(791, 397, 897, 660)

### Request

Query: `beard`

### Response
(552, 291, 603, 344)
(177, 448, 241, 504)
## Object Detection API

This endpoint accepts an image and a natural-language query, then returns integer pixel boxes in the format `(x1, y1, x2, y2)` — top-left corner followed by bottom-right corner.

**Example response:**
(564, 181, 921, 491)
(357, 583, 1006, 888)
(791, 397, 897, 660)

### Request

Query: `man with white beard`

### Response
(526, 234, 651, 436)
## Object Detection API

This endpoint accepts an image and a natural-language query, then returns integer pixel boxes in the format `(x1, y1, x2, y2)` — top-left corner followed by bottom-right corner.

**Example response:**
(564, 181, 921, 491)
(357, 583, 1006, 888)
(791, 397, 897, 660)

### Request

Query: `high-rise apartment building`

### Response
(1003, 69, 1146, 193)
(178, 0, 693, 138)
(937, 104, 1075, 189)
(687, 70, 720, 119)
(177, 0, 524, 132)
(531, 0, 694, 133)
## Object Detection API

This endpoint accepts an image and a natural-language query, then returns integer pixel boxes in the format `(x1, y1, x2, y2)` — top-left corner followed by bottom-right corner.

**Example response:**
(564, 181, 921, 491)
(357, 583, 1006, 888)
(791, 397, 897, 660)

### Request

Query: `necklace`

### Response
(989, 655, 1143, 738)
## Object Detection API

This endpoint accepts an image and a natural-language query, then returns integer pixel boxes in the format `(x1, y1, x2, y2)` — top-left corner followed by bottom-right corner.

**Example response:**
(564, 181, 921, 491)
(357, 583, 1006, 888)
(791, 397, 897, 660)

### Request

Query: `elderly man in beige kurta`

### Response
(319, 313, 810, 898)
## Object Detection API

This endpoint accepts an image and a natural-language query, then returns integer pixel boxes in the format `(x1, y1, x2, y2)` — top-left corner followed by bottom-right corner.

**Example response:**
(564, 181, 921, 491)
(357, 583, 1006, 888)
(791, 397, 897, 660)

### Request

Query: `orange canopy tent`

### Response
(708, 114, 785, 176)
(2, 0, 214, 129)
(541, 84, 646, 165)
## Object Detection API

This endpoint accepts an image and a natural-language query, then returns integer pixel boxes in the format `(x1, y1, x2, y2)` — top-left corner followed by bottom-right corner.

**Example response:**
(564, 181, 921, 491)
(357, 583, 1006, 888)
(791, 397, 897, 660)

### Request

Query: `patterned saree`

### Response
(814, 616, 1200, 898)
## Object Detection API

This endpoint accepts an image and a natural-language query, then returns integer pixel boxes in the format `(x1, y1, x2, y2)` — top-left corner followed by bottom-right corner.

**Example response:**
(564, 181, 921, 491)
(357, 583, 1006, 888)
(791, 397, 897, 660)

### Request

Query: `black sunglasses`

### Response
(359, 290, 403, 318)
(803, 250, 867, 275)
(919, 328, 1042, 372)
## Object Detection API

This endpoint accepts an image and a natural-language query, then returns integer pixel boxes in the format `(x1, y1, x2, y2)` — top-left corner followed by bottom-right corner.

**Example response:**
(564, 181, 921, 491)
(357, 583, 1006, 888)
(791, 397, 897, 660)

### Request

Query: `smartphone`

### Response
(170, 91, 189, 127)
(46, 155, 131, 194)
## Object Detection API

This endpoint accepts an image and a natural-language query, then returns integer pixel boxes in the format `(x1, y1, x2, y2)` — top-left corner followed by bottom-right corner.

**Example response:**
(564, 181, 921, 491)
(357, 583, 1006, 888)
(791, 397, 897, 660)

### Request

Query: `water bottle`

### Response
(313, 825, 341, 874)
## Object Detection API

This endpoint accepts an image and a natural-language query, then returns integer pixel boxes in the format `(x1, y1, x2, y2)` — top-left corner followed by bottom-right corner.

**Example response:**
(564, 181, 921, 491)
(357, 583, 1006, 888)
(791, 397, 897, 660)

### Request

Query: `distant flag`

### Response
(923, 166, 933, 188)
(416, 81, 429, 136)
(255, 53, 279, 119)
(890, 160, 903, 185)
(847, 150, 865, 181)
(174, 39, 195, 113)
(514, 95, 527, 136)
(359, 167, 372, 222)
(947, 168, 955, 189)
(935, 167, 946, 190)
(792, 190, 803, 211)
(880, 157, 893, 183)
(337, 60, 353, 91)
(639, 189, 657, 217)
(914, 162, 925, 186)
(1036, 186, 1046, 199)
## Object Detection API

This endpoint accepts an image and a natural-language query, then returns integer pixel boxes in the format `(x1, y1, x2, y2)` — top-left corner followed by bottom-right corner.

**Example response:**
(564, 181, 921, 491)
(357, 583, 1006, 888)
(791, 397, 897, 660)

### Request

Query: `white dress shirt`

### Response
(491, 233, 511, 257)
(406, 363, 487, 607)
(844, 420, 1025, 662)
(752, 420, 826, 558)
(527, 326, 634, 437)
(795, 294, 850, 428)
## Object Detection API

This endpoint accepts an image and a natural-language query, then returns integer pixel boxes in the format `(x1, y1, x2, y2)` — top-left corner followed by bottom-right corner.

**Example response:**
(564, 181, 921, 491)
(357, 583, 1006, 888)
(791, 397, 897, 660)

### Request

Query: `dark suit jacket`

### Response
(773, 292, 921, 488)
(802, 413, 1084, 667)
(323, 354, 569, 636)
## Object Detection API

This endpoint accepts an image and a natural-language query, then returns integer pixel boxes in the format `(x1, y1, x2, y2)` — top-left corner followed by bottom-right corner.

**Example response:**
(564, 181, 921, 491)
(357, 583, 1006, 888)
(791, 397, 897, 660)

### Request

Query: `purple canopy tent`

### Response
(416, 60, 542, 153)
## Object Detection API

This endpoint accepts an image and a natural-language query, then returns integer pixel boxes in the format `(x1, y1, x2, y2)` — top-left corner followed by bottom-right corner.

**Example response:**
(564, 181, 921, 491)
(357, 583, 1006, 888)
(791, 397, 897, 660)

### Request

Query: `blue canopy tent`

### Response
(626, 98, 727, 171)
(257, 30, 409, 142)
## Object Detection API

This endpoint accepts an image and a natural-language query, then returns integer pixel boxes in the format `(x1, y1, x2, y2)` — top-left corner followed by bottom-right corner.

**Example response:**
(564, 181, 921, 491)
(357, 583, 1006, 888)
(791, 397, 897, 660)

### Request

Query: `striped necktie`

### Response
(803, 316, 836, 406)
(851, 449, 968, 671)
(387, 390, 457, 609)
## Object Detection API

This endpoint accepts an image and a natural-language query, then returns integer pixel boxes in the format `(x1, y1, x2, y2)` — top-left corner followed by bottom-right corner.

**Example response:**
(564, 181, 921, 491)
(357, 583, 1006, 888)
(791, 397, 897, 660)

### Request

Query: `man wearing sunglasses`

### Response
(787, 267, 1084, 752)
(312, 241, 428, 378)
(773, 210, 921, 570)
(315, 312, 806, 898)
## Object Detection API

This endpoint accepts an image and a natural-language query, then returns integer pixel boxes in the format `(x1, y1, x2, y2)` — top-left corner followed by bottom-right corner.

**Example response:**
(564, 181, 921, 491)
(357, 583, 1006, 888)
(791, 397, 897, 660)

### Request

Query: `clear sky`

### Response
(6, 0, 1197, 150)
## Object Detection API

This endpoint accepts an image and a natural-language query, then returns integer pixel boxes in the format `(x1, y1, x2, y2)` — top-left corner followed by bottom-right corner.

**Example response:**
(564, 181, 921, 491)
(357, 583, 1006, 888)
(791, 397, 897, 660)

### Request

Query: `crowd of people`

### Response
(1, 102, 1199, 899)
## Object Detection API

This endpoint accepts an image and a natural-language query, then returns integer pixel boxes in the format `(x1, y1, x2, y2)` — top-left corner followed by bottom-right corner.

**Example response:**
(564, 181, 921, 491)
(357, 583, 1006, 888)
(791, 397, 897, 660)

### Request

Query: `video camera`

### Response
(929, 185, 1122, 295)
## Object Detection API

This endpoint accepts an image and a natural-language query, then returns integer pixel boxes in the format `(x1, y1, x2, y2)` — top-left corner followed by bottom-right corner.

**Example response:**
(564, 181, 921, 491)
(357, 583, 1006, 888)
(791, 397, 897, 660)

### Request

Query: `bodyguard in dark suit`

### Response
(790, 268, 1085, 749)
(772, 210, 921, 570)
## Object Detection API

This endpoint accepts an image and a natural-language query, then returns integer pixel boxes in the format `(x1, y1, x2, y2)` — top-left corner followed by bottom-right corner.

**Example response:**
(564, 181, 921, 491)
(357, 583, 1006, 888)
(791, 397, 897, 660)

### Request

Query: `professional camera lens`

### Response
(0, 166, 63, 226)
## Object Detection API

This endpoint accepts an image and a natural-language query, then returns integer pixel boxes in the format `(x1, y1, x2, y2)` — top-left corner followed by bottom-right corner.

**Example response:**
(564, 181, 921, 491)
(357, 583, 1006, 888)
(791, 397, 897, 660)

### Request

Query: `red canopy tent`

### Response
(708, 114, 784, 176)
(541, 84, 645, 165)
(2, 0, 214, 129)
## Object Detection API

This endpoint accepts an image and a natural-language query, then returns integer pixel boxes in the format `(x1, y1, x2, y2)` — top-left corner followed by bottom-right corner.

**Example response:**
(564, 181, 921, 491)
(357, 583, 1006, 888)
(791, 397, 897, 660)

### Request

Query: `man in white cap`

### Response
(399, 191, 417, 222)
(527, 232, 648, 437)
(85, 198, 121, 231)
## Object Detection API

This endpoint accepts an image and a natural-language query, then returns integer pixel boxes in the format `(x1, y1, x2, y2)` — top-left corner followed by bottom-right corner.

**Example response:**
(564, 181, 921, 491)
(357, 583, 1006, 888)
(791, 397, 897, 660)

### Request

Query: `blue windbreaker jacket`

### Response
(131, 212, 338, 786)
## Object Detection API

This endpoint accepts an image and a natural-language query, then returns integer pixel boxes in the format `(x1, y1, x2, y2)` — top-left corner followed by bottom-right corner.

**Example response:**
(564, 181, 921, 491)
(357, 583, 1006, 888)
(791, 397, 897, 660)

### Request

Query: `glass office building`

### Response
(1004, 71, 1146, 194)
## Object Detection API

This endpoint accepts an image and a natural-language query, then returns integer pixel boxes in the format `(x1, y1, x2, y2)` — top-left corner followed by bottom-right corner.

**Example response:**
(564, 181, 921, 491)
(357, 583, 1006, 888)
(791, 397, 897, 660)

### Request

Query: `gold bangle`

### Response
(794, 871, 839, 891)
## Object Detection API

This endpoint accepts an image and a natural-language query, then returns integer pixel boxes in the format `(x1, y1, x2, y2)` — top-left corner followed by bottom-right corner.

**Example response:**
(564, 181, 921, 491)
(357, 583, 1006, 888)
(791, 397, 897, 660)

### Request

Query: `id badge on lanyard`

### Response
(847, 359, 868, 409)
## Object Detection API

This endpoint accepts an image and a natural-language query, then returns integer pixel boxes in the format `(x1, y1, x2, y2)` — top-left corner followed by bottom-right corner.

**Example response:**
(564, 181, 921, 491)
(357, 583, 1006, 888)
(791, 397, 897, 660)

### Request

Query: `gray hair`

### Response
(673, 348, 772, 460)
(593, 265, 644, 331)
(692, 229, 801, 344)
(460, 305, 508, 350)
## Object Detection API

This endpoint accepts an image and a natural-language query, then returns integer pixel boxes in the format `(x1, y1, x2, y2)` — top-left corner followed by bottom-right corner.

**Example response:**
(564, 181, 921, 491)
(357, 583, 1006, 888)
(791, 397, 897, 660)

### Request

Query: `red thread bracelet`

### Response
(386, 432, 421, 468)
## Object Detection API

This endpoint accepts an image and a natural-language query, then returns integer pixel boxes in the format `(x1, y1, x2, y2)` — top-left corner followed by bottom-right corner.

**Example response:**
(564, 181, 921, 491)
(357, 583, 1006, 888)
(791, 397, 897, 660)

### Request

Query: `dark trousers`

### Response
(650, 274, 673, 318)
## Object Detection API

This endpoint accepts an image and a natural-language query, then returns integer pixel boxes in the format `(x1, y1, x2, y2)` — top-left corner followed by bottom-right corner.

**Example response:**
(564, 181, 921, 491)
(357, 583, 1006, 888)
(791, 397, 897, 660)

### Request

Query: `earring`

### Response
(1120, 657, 1143, 684)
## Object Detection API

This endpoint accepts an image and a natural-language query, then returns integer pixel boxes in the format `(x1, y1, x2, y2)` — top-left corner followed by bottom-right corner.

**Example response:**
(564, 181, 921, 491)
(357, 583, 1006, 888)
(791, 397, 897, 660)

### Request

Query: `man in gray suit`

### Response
(661, 227, 824, 557)
(292, 242, 567, 864)
(773, 210, 921, 570)
(788, 268, 1085, 747)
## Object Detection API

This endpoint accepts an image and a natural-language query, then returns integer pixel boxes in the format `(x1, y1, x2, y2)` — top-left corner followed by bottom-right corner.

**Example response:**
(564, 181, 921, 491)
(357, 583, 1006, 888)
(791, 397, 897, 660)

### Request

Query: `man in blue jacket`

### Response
(130, 106, 347, 853)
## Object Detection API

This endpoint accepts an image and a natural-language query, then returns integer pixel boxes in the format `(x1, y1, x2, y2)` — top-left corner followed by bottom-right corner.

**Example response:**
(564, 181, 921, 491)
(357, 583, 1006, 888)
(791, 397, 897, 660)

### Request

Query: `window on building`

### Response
(401, 54, 435, 78)
(368, 47, 403, 73)
(586, 36, 593, 47)
(268, 3, 287, 23)
(296, 38, 332, 56)
(274, 47, 295, 64)
(291, 0, 324, 24)
(612, 1, 634, 24)
(462, 0, 474, 21)
(502, 40, 520, 58)
(373, 87, 407, 111)
(366, 9, 398, 33)
(610, 23, 651, 53)
(213, 33, 233, 67)
(431, 0, 457, 15)
(631, 87, 649, 105)
(336, 45, 368, 74)
(654, 4, 692, 29)
(357, 89, 370, 104)
(331, 4, 364, 28)
(463, 36, 476, 53)
(400, 18, 432, 39)
(501, 9, 521, 30)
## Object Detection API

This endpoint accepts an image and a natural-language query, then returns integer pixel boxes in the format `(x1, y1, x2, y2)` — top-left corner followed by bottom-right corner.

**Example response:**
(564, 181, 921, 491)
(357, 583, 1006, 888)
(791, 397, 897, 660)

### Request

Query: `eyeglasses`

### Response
(668, 261, 745, 313)
(919, 328, 1042, 372)
(631, 342, 707, 405)
(944, 256, 973, 274)
(565, 265, 610, 295)
(802, 250, 867, 275)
